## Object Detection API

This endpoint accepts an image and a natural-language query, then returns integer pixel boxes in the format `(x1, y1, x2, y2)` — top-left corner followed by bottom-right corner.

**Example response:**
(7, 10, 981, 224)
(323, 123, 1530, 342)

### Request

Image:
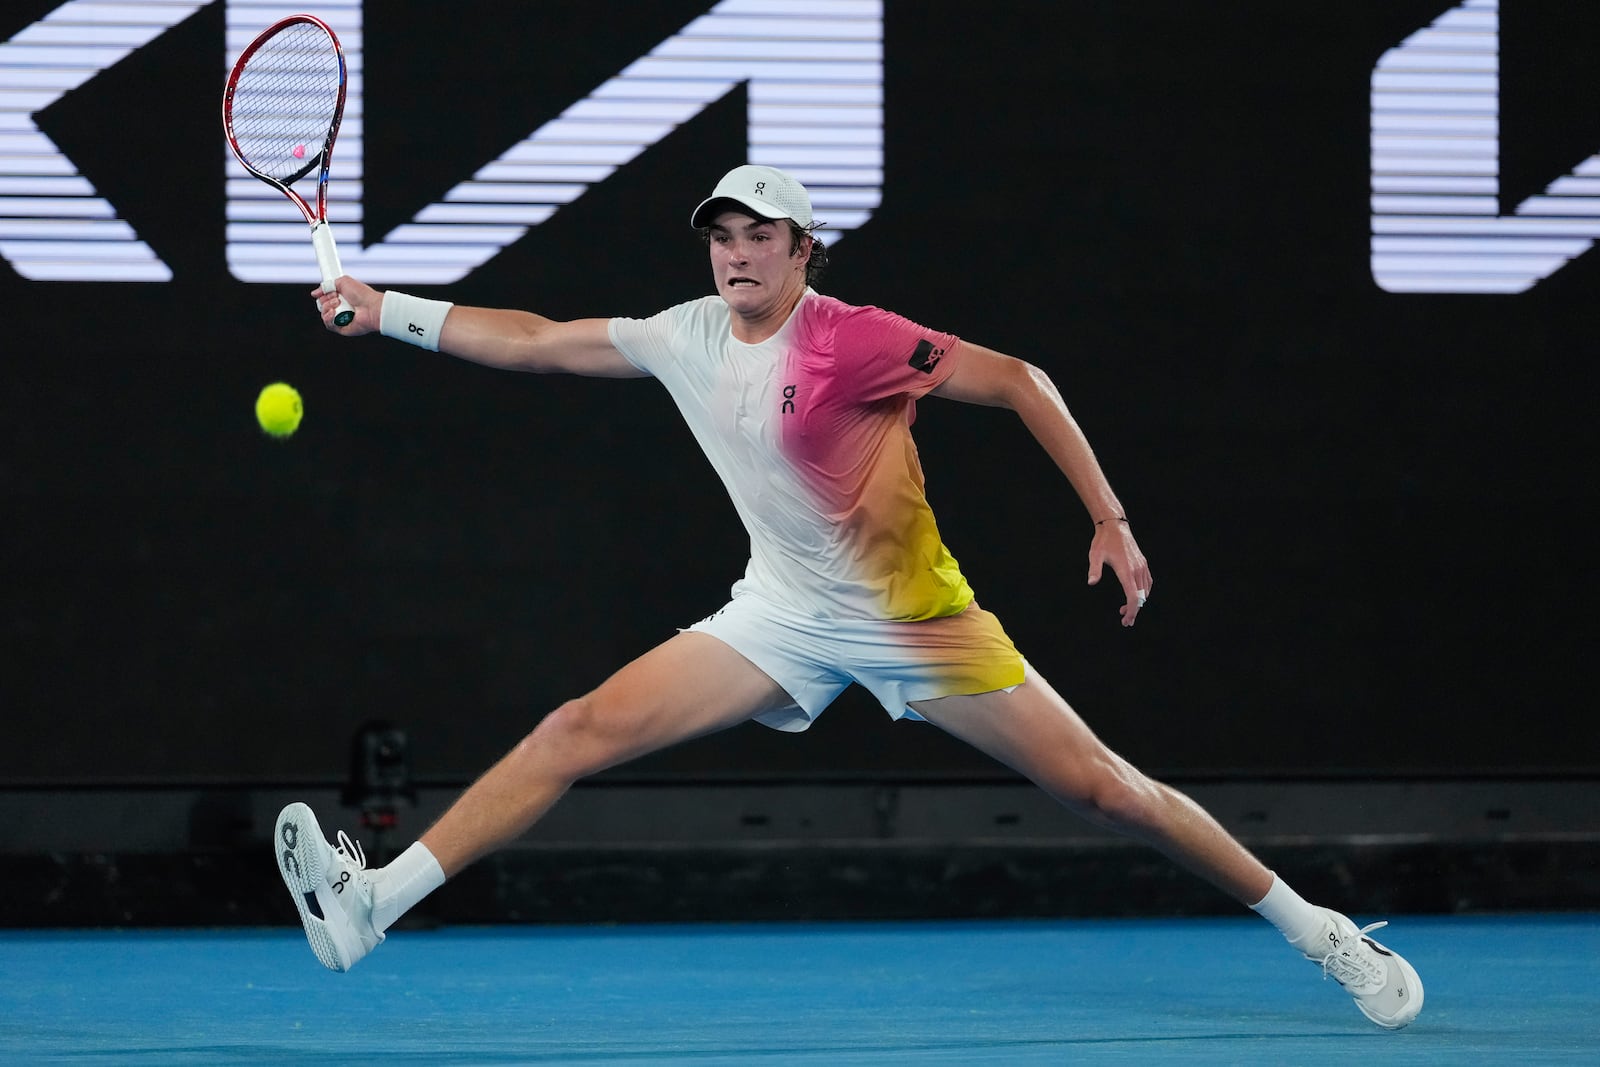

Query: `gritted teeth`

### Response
(728, 277, 757, 286)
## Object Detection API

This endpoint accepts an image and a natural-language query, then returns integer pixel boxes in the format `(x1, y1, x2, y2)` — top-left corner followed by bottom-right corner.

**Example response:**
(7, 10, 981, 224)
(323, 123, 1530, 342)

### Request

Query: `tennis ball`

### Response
(255, 382, 303, 438)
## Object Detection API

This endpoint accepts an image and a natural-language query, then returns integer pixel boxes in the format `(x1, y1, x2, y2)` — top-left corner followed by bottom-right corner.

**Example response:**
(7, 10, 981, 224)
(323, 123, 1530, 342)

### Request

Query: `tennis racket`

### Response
(223, 14, 355, 326)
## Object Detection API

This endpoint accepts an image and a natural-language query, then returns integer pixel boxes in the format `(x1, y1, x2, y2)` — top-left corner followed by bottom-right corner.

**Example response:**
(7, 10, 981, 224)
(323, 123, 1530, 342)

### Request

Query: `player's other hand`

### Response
(1087, 520, 1152, 628)
(310, 276, 379, 335)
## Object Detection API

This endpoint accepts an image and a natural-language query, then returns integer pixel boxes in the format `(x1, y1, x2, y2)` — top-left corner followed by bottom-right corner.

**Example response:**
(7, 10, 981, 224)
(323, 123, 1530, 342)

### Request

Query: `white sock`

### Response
(1249, 872, 1327, 949)
(370, 842, 446, 933)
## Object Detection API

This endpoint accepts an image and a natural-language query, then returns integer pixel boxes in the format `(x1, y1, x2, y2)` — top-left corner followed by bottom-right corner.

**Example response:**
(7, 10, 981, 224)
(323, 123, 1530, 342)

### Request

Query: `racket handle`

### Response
(310, 220, 356, 326)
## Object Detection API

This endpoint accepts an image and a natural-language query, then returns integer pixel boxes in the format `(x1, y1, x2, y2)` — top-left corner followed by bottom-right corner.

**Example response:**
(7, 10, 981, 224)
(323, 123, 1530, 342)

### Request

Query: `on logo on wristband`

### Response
(379, 290, 453, 351)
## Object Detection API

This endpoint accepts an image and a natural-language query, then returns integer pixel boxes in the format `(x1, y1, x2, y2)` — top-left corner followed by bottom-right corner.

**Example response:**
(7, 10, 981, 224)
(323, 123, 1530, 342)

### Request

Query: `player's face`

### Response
(706, 210, 809, 321)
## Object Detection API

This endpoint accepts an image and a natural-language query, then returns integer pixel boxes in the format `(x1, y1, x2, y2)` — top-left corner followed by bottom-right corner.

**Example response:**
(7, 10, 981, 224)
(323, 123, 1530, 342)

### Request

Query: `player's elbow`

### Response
(988, 357, 1055, 414)
(505, 320, 570, 374)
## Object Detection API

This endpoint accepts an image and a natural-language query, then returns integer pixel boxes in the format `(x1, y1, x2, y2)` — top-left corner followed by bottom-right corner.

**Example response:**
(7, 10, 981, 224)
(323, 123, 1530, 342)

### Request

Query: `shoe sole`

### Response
(274, 802, 355, 973)
(1355, 936, 1424, 1030)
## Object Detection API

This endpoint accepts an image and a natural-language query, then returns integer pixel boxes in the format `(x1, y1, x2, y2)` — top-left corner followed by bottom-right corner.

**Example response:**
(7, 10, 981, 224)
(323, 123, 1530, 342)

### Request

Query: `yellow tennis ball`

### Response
(255, 382, 303, 438)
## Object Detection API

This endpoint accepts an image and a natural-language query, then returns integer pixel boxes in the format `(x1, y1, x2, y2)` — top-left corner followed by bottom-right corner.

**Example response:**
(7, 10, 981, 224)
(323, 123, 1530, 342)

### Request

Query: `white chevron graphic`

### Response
(1, 1, 881, 284)
(0, 0, 213, 281)
(1371, 0, 1600, 293)
(226, 0, 884, 286)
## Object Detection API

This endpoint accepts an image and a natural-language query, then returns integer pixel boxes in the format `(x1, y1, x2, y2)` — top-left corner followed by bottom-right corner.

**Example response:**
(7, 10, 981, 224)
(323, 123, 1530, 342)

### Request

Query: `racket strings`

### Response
(228, 22, 341, 181)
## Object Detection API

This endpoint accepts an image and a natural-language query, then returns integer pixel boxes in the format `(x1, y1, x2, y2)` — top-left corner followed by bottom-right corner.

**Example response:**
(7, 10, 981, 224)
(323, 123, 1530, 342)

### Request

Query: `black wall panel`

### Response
(3, 2, 1595, 783)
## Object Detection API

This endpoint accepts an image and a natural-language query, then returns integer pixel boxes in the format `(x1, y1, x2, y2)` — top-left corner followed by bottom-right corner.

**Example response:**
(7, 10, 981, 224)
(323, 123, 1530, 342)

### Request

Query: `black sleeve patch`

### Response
(908, 339, 945, 373)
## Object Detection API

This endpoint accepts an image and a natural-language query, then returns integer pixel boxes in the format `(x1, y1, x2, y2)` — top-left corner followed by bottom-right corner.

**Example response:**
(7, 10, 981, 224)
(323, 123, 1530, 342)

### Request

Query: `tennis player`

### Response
(277, 164, 1422, 1029)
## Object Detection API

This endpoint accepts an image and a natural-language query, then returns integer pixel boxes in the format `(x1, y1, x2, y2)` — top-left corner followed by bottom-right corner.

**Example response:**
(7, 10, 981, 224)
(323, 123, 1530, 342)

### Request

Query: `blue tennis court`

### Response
(3, 914, 1594, 1064)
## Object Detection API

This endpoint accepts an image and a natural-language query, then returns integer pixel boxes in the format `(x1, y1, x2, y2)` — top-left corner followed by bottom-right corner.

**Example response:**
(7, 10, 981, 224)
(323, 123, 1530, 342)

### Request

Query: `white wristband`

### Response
(379, 291, 453, 351)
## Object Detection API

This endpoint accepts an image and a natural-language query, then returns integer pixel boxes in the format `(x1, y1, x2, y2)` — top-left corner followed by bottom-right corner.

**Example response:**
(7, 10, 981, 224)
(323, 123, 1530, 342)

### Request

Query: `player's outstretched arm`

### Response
(932, 341, 1152, 626)
(312, 277, 642, 379)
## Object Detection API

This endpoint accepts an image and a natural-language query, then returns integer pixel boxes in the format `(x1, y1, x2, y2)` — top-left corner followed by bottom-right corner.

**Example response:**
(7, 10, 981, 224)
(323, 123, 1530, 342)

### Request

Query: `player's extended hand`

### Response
(310, 276, 380, 335)
(1087, 520, 1152, 628)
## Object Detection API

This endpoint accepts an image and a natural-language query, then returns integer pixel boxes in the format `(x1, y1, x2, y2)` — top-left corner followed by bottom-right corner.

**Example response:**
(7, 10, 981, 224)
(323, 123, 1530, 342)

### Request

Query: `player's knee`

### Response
(522, 694, 627, 781)
(1062, 757, 1163, 832)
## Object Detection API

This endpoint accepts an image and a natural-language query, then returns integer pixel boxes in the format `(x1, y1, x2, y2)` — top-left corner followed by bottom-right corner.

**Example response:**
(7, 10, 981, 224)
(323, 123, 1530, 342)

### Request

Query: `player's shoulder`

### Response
(798, 291, 931, 348)
(616, 294, 725, 340)
(795, 291, 892, 340)
(645, 293, 725, 324)
(610, 294, 726, 372)
(814, 291, 924, 325)
(799, 290, 869, 323)
(667, 294, 733, 336)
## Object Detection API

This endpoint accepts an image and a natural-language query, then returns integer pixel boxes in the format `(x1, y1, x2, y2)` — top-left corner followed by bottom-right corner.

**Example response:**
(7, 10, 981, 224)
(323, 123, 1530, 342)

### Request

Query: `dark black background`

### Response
(3, 2, 1596, 785)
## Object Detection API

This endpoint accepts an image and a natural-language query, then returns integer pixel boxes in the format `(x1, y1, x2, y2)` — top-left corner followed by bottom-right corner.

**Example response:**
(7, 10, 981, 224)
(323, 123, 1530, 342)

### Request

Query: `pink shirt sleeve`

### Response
(805, 300, 963, 403)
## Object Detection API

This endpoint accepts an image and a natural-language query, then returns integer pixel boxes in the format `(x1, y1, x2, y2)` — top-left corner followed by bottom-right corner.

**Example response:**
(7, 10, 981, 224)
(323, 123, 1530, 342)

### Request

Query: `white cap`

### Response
(690, 164, 813, 228)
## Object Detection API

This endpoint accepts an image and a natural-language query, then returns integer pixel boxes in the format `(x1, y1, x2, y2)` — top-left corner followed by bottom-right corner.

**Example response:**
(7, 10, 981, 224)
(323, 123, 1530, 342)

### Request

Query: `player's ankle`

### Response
(1249, 874, 1326, 947)
(370, 842, 446, 933)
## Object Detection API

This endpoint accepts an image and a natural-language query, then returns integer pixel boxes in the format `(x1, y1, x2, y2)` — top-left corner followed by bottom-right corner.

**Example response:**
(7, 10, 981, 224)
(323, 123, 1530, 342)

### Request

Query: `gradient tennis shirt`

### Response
(609, 289, 975, 623)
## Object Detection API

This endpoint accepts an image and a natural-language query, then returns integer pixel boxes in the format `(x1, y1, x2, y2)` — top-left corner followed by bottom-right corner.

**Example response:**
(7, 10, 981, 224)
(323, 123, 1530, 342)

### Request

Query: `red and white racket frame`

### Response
(222, 13, 355, 325)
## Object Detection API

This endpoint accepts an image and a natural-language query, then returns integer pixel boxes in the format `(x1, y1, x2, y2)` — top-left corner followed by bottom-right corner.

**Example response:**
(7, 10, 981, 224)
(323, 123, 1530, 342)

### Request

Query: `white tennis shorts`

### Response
(687, 586, 1027, 732)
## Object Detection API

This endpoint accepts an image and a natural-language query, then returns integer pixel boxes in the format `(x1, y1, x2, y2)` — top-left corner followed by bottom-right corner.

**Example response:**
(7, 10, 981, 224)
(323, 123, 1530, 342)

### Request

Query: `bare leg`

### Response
(420, 631, 792, 876)
(911, 665, 1272, 904)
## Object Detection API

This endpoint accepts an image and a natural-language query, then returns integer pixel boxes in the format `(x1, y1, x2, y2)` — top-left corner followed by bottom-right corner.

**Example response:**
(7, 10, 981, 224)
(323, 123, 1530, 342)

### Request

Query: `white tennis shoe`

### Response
(1300, 908, 1423, 1029)
(274, 802, 383, 972)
